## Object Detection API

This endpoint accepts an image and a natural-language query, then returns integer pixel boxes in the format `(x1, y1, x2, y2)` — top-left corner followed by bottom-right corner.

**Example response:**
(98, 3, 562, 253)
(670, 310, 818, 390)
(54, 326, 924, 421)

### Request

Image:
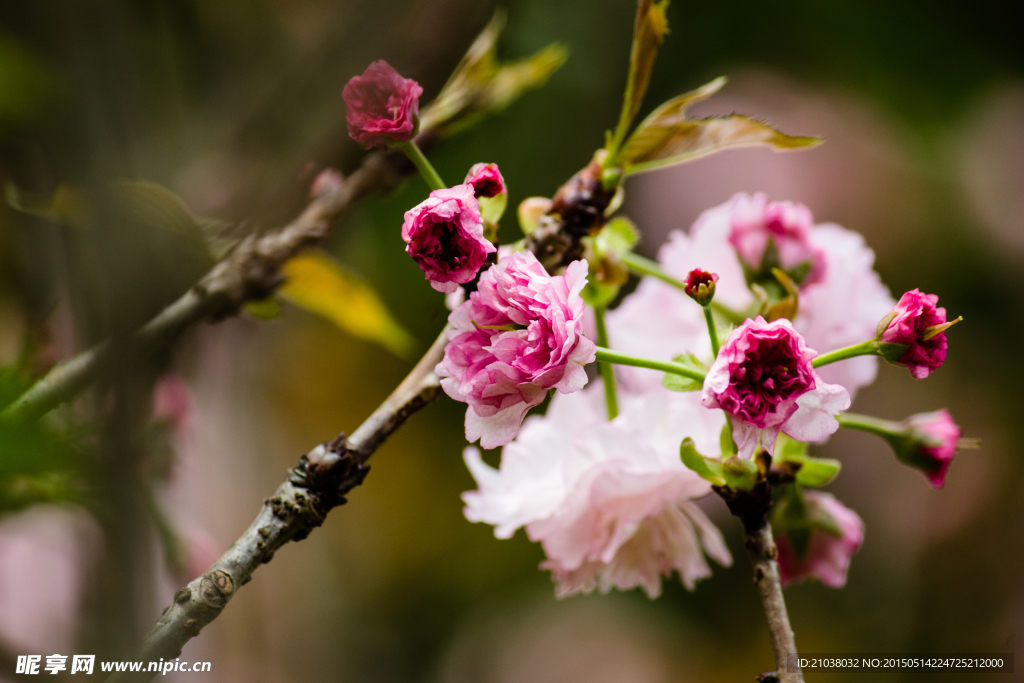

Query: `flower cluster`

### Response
(344, 59, 966, 598)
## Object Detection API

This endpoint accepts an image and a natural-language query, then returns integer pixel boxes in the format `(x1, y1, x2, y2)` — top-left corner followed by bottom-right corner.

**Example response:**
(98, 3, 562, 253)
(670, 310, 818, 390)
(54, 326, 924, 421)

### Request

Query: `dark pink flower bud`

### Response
(343, 60, 423, 149)
(894, 410, 962, 488)
(878, 289, 956, 379)
(436, 252, 596, 448)
(776, 491, 864, 588)
(464, 163, 506, 199)
(701, 317, 850, 457)
(683, 268, 718, 306)
(401, 184, 496, 293)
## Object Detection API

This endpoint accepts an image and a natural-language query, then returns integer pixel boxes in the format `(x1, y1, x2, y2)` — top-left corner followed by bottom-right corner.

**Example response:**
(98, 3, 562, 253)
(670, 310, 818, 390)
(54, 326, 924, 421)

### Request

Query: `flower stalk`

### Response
(811, 339, 879, 368)
(593, 306, 620, 420)
(401, 140, 447, 191)
(594, 346, 706, 384)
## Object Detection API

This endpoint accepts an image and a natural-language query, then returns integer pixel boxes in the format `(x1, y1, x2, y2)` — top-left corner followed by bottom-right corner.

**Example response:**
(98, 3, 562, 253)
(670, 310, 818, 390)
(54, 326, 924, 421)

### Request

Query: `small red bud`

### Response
(684, 268, 719, 306)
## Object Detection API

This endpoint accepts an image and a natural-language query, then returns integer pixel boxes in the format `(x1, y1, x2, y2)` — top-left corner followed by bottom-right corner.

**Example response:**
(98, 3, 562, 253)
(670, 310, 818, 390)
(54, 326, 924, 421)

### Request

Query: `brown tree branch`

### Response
(105, 328, 449, 683)
(0, 150, 407, 424)
(744, 522, 804, 683)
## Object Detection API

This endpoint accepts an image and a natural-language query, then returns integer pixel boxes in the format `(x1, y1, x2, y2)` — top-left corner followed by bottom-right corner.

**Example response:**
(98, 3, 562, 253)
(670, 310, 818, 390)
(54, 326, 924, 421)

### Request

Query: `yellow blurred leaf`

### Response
(281, 251, 417, 360)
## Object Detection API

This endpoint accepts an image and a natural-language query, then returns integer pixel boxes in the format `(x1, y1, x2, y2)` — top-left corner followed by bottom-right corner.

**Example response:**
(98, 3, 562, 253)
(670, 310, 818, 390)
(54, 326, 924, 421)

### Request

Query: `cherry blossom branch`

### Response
(617, 250, 747, 324)
(0, 150, 408, 424)
(104, 327, 449, 683)
(744, 522, 804, 683)
(593, 346, 705, 383)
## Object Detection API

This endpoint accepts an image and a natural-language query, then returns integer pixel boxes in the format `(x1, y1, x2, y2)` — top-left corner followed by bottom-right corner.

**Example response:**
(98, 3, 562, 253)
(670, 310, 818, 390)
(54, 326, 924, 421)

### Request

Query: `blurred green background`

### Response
(1, 1, 1022, 681)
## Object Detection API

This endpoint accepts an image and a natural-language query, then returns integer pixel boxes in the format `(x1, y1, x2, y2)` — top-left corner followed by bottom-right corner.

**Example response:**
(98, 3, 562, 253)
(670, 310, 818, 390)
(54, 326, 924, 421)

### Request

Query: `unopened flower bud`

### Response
(684, 268, 719, 306)
(465, 163, 508, 224)
(876, 289, 959, 379)
(890, 410, 963, 488)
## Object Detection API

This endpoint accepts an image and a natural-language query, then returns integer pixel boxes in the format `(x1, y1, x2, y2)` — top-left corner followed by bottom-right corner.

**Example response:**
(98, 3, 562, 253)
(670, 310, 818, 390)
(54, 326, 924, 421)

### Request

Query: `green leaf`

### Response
(478, 194, 507, 225)
(581, 280, 619, 309)
(596, 216, 639, 254)
(720, 419, 737, 456)
(679, 437, 724, 485)
(722, 456, 758, 491)
(618, 76, 821, 175)
(607, 0, 671, 161)
(280, 251, 417, 360)
(419, 9, 569, 137)
(795, 457, 842, 487)
(774, 433, 809, 462)
(661, 353, 704, 392)
(243, 297, 283, 320)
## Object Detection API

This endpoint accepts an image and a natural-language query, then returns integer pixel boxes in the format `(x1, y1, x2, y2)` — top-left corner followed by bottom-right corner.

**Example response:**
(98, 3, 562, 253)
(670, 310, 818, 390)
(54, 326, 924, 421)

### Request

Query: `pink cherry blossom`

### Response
(903, 410, 961, 488)
(464, 163, 506, 198)
(437, 251, 596, 448)
(879, 289, 949, 379)
(701, 317, 850, 457)
(776, 491, 864, 588)
(343, 60, 423, 149)
(401, 184, 496, 293)
(727, 193, 826, 286)
(463, 386, 730, 597)
(607, 194, 893, 397)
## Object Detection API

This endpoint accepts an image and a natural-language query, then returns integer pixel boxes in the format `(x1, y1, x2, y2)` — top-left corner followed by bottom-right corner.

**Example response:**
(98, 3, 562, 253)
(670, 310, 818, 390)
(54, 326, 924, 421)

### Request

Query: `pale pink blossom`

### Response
(607, 194, 893, 397)
(437, 252, 596, 448)
(343, 60, 422, 149)
(776, 491, 864, 588)
(463, 387, 730, 597)
(464, 163, 506, 198)
(401, 184, 495, 293)
(701, 317, 850, 457)
(727, 193, 826, 285)
(879, 289, 949, 379)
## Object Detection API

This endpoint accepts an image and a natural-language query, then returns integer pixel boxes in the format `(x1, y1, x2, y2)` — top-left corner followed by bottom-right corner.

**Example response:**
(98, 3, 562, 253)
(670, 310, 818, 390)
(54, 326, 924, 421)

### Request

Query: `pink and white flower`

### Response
(878, 289, 950, 379)
(401, 184, 496, 293)
(463, 387, 731, 597)
(701, 317, 850, 457)
(607, 193, 893, 397)
(437, 251, 596, 448)
(343, 60, 423, 149)
(776, 491, 864, 588)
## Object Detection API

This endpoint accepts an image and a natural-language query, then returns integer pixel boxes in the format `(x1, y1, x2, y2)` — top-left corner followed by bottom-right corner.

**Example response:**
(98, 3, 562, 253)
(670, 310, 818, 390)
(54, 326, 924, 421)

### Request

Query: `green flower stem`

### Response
(836, 412, 901, 439)
(703, 305, 720, 358)
(400, 140, 446, 191)
(594, 346, 706, 384)
(618, 251, 745, 325)
(811, 340, 879, 368)
(593, 306, 619, 420)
